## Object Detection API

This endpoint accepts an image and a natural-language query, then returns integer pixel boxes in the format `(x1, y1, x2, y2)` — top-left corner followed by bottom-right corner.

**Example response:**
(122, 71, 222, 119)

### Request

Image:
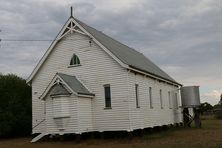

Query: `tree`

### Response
(0, 74, 31, 137)
(219, 93, 222, 105)
(199, 102, 213, 115)
(214, 93, 222, 109)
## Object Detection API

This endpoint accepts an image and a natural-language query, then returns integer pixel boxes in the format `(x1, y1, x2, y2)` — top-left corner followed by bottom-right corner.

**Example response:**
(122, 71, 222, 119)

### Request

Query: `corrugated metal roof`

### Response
(75, 18, 177, 83)
(58, 73, 95, 96)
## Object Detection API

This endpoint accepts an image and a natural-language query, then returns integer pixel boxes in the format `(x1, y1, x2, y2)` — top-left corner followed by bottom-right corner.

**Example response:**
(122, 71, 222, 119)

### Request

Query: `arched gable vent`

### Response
(70, 54, 80, 66)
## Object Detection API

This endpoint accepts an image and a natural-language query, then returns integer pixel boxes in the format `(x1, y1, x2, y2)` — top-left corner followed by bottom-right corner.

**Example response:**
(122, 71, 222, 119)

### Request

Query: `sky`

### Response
(0, 0, 221, 105)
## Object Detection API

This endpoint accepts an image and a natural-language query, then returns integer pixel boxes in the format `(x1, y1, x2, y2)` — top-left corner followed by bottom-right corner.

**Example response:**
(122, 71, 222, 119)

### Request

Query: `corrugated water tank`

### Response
(181, 86, 200, 107)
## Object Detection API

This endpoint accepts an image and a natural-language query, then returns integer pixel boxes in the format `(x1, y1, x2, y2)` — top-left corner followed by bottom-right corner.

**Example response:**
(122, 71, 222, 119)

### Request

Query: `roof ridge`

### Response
(74, 18, 179, 84)
(27, 16, 180, 85)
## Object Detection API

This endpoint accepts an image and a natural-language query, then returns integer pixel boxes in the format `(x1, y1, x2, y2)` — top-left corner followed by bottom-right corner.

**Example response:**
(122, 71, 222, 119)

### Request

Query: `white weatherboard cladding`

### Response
(32, 91, 46, 134)
(45, 95, 78, 134)
(32, 32, 129, 133)
(44, 94, 93, 134)
(52, 97, 70, 118)
(31, 28, 182, 135)
(78, 97, 93, 132)
(127, 72, 182, 130)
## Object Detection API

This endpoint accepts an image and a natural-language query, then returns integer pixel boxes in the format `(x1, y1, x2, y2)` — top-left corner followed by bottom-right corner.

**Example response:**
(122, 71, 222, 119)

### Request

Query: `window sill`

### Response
(68, 64, 81, 68)
(53, 115, 70, 119)
(104, 107, 112, 110)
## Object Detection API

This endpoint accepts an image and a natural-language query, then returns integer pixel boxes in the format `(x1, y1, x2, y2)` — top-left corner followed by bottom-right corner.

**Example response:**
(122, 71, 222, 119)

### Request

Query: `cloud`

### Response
(0, 0, 221, 105)
(201, 89, 222, 105)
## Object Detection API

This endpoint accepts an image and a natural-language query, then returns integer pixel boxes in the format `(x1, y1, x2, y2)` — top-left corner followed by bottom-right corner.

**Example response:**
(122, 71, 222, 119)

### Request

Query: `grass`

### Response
(0, 117, 222, 148)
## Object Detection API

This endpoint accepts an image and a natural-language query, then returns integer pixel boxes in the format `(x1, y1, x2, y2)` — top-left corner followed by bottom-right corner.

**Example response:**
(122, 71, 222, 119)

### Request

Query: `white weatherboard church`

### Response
(27, 9, 183, 142)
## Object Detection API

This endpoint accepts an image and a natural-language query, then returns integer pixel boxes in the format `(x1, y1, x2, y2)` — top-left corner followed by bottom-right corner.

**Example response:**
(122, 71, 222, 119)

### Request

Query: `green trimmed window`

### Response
(70, 54, 80, 66)
(104, 84, 111, 108)
(135, 84, 139, 108)
(149, 87, 153, 109)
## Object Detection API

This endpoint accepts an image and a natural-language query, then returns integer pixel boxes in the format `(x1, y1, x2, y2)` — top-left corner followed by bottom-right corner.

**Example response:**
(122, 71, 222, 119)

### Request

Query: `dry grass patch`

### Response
(0, 117, 221, 148)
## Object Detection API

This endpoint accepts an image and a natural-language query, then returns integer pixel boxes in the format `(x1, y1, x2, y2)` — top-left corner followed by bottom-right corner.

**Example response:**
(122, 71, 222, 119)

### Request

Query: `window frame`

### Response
(168, 91, 172, 109)
(69, 54, 81, 67)
(52, 96, 70, 119)
(104, 84, 112, 109)
(149, 87, 153, 109)
(174, 93, 179, 109)
(135, 84, 140, 108)
(44, 101, 46, 114)
(160, 89, 163, 109)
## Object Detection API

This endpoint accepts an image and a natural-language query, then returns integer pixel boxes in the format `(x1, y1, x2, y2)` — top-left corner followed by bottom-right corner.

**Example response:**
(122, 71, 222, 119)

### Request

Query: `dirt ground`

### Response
(0, 117, 222, 148)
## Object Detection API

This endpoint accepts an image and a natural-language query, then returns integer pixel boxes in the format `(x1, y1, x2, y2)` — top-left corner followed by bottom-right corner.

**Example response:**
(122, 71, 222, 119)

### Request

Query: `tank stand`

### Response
(193, 108, 201, 128)
(183, 108, 192, 127)
(183, 107, 201, 128)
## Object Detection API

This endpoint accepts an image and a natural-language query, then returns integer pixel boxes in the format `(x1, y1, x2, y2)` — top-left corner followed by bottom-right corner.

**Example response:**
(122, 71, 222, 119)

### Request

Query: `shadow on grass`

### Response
(142, 125, 208, 140)
(142, 126, 186, 140)
(143, 117, 221, 141)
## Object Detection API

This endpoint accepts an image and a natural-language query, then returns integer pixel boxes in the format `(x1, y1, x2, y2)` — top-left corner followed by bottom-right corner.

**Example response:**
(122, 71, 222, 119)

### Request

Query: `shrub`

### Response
(0, 74, 31, 137)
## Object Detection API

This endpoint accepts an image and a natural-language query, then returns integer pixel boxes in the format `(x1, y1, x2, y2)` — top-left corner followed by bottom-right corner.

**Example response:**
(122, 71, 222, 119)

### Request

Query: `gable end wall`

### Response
(31, 32, 130, 133)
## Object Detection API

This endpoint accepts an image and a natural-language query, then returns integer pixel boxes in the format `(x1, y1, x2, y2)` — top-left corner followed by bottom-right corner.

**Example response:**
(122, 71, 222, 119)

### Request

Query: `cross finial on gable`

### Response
(70, 6, 73, 17)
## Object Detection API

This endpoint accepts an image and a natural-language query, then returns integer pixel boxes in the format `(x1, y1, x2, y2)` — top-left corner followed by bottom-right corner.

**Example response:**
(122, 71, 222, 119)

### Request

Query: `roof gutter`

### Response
(128, 65, 182, 87)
